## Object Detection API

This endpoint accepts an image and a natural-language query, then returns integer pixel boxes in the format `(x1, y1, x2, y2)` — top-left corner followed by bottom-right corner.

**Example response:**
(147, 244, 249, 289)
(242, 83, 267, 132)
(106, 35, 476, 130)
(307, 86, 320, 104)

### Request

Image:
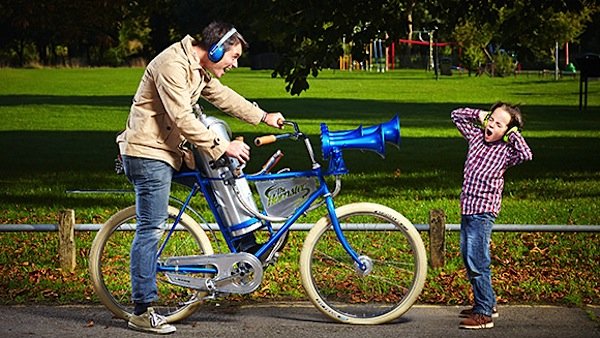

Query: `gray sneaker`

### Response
(128, 307, 176, 334)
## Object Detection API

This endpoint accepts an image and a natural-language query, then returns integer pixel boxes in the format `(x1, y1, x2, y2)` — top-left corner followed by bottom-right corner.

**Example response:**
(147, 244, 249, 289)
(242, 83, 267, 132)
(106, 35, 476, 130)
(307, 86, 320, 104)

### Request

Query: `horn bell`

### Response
(320, 115, 401, 160)
(361, 114, 401, 147)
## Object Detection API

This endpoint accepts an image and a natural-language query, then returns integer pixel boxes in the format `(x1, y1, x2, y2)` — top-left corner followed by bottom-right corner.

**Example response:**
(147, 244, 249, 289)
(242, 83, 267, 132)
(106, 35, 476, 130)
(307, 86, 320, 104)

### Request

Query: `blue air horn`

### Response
(320, 115, 401, 174)
(321, 114, 400, 159)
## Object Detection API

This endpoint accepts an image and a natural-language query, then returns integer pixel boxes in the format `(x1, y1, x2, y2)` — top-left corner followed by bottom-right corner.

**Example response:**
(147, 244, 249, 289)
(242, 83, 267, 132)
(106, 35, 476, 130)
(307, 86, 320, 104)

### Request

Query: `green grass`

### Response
(0, 67, 599, 306)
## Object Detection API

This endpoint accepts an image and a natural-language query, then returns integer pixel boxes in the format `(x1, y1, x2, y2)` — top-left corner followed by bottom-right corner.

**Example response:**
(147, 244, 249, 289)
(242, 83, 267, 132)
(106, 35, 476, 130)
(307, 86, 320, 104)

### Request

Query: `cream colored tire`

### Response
(89, 205, 213, 323)
(300, 202, 427, 324)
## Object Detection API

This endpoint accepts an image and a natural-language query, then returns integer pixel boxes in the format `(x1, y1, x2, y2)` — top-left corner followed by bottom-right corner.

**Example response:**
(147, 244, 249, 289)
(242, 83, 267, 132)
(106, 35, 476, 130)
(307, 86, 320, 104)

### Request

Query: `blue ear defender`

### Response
(208, 28, 237, 63)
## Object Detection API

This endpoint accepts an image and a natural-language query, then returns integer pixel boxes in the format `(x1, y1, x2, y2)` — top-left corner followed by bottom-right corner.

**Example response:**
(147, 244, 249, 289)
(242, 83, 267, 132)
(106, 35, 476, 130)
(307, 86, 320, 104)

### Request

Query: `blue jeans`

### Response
(460, 213, 497, 317)
(121, 155, 174, 304)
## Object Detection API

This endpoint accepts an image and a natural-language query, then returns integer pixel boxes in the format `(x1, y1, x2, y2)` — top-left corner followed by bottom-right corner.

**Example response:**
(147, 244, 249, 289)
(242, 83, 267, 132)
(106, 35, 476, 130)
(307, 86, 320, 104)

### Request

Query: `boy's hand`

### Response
(479, 110, 492, 127)
(503, 126, 519, 142)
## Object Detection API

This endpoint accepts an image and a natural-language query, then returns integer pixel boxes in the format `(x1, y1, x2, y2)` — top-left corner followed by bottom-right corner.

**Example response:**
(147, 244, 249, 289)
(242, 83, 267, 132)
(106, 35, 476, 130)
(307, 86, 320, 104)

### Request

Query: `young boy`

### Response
(451, 103, 533, 329)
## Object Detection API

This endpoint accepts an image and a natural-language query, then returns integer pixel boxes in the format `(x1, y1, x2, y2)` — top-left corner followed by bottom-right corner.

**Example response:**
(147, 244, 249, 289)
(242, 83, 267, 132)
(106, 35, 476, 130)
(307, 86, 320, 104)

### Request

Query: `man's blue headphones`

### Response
(208, 28, 237, 63)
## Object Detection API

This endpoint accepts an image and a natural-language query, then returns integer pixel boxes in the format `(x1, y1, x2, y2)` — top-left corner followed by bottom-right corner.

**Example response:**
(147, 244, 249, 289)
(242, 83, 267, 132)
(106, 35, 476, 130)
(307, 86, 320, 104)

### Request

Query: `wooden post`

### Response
(58, 209, 76, 272)
(429, 209, 446, 268)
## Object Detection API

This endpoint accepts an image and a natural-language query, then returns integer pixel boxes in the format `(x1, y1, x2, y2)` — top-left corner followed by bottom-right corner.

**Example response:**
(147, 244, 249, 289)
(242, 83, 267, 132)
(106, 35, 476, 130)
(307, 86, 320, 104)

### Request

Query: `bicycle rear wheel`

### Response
(300, 202, 427, 324)
(89, 205, 213, 323)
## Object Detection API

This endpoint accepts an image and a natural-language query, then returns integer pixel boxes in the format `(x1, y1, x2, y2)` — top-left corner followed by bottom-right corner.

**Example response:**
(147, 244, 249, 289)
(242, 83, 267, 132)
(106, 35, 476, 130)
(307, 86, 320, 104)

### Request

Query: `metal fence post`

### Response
(58, 209, 76, 272)
(429, 209, 446, 268)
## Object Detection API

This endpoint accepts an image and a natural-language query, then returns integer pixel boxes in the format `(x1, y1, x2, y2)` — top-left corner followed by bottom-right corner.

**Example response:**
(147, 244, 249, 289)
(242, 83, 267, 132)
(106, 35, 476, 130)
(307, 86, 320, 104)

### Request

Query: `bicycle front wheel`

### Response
(300, 202, 427, 325)
(89, 205, 214, 323)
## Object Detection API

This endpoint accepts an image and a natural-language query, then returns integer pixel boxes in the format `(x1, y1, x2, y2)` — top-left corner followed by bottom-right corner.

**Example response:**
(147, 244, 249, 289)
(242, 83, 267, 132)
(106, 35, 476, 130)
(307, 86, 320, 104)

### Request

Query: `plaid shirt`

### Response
(452, 107, 533, 216)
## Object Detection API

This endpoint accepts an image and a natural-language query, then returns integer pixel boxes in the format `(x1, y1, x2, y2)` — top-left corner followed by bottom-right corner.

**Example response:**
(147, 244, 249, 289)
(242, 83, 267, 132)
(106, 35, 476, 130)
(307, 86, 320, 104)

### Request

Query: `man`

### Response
(117, 22, 284, 334)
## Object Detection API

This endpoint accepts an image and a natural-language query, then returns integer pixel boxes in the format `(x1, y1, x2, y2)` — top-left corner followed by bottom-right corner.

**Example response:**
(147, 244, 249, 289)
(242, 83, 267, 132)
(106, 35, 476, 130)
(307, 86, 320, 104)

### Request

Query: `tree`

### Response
(439, 0, 597, 72)
(204, 0, 423, 95)
(519, 5, 595, 65)
(0, 0, 32, 66)
(0, 0, 130, 66)
(452, 20, 493, 75)
(1, 0, 598, 90)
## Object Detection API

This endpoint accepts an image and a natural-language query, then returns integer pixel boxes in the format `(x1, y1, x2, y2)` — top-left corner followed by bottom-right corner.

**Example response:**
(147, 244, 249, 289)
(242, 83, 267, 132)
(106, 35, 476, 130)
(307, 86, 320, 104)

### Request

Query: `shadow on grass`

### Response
(0, 94, 463, 123)
(1, 131, 599, 209)
(0, 94, 132, 107)
(2, 93, 596, 121)
(0, 99, 598, 211)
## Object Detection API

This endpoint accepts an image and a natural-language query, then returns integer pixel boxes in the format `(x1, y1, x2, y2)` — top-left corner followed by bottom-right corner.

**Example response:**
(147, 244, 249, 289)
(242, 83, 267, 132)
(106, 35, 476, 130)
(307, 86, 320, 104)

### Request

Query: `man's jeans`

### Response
(460, 213, 497, 317)
(121, 155, 174, 304)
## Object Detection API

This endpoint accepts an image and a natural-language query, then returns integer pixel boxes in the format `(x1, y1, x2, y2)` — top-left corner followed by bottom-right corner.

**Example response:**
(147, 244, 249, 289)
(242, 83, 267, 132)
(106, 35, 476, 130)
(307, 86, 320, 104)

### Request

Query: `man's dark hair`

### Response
(197, 21, 248, 51)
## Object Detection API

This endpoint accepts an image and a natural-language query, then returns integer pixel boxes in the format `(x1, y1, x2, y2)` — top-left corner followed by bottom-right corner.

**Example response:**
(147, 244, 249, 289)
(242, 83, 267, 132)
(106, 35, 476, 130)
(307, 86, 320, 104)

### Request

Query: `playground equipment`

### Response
(339, 35, 388, 72)
(339, 31, 454, 75)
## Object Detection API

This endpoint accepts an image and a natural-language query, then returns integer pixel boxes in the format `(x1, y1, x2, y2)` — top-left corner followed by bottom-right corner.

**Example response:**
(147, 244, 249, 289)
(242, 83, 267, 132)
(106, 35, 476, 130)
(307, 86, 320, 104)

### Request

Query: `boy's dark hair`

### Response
(491, 102, 524, 129)
(196, 21, 248, 51)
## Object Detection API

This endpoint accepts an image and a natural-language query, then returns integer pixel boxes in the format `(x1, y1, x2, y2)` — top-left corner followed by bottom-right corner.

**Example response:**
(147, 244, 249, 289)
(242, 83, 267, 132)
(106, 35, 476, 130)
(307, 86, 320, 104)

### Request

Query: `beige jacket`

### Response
(117, 35, 265, 169)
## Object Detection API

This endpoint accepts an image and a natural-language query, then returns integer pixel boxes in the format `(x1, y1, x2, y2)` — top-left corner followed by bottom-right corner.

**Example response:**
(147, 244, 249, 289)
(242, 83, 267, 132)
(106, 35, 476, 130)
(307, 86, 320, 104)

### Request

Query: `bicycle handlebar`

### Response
(254, 133, 297, 146)
(254, 135, 277, 146)
(254, 121, 300, 147)
(253, 120, 321, 170)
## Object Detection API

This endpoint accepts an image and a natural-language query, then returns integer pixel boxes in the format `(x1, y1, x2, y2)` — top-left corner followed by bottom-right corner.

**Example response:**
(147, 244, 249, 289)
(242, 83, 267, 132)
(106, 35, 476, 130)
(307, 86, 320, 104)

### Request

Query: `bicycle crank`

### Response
(162, 253, 263, 294)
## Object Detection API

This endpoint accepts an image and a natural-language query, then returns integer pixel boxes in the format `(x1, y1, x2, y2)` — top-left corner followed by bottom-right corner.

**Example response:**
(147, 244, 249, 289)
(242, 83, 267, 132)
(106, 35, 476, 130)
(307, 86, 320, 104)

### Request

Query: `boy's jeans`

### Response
(460, 213, 497, 317)
(121, 155, 174, 304)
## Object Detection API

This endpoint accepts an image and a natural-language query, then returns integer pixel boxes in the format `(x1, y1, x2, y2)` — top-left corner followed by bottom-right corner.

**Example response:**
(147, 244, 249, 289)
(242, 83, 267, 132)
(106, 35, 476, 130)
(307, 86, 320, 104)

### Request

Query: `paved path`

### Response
(1, 303, 598, 337)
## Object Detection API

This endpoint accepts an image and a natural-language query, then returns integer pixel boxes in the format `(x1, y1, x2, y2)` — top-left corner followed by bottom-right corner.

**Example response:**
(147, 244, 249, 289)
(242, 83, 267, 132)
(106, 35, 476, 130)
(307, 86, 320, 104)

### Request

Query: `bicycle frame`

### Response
(89, 115, 428, 325)
(156, 128, 366, 276)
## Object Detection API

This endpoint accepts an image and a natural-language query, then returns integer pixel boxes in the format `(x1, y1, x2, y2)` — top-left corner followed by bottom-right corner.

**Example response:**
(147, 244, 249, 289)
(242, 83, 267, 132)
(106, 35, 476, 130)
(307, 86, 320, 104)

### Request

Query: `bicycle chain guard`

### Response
(163, 253, 263, 294)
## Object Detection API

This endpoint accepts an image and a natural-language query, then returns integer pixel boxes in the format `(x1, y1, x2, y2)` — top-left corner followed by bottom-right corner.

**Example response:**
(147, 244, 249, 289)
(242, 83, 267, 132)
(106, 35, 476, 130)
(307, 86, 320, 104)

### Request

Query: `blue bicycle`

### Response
(89, 109, 427, 325)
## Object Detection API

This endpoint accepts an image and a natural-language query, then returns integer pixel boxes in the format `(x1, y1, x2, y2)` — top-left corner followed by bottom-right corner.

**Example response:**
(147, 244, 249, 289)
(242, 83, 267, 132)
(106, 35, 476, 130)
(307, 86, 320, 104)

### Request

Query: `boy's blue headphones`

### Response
(208, 28, 237, 63)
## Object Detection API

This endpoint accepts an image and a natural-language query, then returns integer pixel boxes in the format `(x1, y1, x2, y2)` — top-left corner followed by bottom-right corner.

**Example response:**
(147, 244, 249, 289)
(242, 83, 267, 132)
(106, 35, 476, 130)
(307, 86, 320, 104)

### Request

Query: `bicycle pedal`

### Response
(263, 251, 280, 266)
(202, 292, 226, 301)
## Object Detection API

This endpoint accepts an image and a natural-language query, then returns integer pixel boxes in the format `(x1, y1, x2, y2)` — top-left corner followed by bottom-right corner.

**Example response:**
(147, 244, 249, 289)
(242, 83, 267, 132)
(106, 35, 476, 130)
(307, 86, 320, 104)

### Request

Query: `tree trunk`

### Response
(404, 2, 415, 68)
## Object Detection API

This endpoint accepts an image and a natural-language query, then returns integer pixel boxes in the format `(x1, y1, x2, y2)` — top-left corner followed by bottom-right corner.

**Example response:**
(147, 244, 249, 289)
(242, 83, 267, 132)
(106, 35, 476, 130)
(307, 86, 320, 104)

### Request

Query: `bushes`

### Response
(493, 50, 518, 77)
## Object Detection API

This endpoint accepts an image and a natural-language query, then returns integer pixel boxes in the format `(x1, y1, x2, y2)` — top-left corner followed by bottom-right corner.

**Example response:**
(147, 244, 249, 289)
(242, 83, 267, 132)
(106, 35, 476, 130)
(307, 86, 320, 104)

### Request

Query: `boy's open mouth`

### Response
(486, 129, 493, 137)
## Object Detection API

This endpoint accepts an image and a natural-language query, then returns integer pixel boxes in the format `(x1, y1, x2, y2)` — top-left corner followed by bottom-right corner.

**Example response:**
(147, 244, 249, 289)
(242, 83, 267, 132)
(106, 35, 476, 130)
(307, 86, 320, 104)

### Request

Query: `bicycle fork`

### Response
(324, 195, 371, 274)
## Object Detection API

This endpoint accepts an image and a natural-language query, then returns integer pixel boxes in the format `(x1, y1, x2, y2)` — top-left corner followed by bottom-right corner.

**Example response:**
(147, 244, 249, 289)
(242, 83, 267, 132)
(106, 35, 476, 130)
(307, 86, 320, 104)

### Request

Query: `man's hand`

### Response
(263, 112, 285, 128)
(225, 139, 250, 164)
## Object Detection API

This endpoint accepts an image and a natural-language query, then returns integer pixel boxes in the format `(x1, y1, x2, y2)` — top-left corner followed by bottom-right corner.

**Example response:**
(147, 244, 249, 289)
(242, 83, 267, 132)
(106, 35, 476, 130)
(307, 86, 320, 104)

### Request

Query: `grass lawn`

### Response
(0, 67, 598, 306)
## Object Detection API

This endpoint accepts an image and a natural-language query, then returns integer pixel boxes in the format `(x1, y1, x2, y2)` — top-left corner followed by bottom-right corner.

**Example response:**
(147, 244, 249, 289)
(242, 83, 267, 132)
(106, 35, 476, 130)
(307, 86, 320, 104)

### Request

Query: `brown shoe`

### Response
(459, 313, 494, 329)
(459, 306, 498, 318)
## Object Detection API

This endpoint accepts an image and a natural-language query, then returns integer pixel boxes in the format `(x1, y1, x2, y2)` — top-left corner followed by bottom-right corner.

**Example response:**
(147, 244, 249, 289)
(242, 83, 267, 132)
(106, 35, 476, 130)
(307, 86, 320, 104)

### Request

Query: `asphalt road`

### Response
(1, 302, 598, 337)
